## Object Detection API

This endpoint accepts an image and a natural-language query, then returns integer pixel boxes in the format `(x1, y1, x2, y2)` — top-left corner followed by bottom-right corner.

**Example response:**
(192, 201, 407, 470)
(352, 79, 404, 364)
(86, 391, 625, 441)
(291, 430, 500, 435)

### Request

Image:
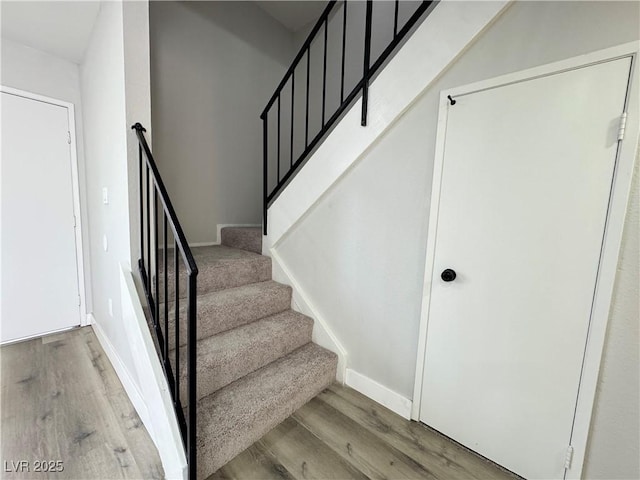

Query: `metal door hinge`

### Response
(73, 214, 77, 227)
(67, 131, 71, 144)
(564, 445, 574, 470)
(618, 112, 627, 141)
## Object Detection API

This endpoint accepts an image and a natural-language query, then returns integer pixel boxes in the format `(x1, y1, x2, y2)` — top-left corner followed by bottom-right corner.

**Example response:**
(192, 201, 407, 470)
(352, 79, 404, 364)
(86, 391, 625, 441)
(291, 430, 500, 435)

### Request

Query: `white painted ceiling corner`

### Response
(254, 0, 327, 32)
(0, 1, 101, 64)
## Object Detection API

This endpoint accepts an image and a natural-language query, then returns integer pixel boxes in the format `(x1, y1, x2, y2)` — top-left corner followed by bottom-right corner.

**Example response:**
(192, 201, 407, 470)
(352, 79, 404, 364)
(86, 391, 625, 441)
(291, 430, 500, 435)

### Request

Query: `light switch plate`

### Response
(102, 187, 109, 205)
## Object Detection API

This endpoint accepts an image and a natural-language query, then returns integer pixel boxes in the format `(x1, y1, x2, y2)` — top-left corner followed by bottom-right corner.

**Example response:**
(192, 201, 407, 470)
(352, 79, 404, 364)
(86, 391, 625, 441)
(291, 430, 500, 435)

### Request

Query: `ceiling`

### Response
(255, 1, 327, 32)
(0, 1, 327, 63)
(0, 1, 100, 64)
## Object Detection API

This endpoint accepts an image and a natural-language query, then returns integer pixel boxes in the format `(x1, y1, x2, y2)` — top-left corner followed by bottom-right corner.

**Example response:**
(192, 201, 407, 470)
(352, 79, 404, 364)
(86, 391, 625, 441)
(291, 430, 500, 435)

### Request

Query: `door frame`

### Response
(411, 41, 639, 479)
(1, 85, 90, 336)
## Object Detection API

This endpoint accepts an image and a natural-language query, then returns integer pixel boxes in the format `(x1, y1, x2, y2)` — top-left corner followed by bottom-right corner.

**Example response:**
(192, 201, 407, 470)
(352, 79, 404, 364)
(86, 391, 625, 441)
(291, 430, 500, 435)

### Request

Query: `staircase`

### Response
(175, 227, 337, 478)
(134, 0, 434, 476)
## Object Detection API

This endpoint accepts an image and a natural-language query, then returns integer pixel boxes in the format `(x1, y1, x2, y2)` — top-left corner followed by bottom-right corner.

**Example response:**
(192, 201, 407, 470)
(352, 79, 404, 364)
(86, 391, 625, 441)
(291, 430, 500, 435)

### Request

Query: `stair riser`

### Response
(193, 344, 338, 479)
(160, 256, 272, 299)
(221, 228, 262, 255)
(173, 316, 313, 402)
(162, 283, 293, 347)
(200, 366, 336, 477)
(148, 243, 338, 480)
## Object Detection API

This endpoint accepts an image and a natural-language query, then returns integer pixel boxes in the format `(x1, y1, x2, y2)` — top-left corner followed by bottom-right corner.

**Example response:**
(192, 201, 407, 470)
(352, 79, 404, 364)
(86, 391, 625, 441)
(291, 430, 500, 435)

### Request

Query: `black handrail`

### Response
(132, 123, 198, 480)
(261, 0, 435, 234)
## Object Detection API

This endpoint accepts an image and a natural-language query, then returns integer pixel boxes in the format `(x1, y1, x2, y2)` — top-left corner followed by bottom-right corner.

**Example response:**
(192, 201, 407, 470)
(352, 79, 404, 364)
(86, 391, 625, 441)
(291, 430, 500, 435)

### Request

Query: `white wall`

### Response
(123, 0, 152, 262)
(584, 158, 639, 479)
(81, 4, 185, 477)
(270, 0, 509, 391)
(275, 1, 639, 477)
(0, 38, 92, 314)
(81, 0, 135, 376)
(149, 2, 294, 244)
(277, 87, 432, 396)
(80, 0, 150, 374)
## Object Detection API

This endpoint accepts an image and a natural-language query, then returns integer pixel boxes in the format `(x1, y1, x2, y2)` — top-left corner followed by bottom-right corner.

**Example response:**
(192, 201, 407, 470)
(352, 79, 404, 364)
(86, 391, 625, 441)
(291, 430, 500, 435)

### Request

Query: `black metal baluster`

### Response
(394, 0, 399, 37)
(132, 123, 201, 479)
(322, 17, 328, 126)
(305, 48, 310, 147)
(139, 144, 144, 274)
(187, 273, 197, 480)
(261, 0, 433, 219)
(154, 191, 159, 326)
(277, 95, 281, 182)
(174, 243, 179, 405)
(341, 0, 347, 103)
(163, 214, 169, 363)
(361, 0, 373, 126)
(146, 165, 151, 305)
(263, 118, 268, 235)
(290, 72, 295, 167)
(369, 2, 434, 79)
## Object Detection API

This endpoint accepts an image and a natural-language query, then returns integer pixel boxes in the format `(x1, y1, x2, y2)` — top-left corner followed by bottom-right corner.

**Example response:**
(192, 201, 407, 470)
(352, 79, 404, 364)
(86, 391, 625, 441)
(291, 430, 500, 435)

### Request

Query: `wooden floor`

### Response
(1, 327, 163, 479)
(2, 326, 518, 480)
(212, 383, 519, 480)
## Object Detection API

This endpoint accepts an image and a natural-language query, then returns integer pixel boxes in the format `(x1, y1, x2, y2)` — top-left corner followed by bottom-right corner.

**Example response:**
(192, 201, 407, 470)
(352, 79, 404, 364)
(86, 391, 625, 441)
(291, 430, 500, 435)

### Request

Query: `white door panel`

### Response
(420, 58, 631, 479)
(1, 92, 80, 343)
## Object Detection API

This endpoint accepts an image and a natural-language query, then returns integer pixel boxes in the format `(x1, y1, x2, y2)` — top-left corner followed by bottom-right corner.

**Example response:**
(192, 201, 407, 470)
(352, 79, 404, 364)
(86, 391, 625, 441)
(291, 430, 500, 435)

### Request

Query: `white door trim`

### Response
(1, 85, 90, 330)
(411, 41, 639, 480)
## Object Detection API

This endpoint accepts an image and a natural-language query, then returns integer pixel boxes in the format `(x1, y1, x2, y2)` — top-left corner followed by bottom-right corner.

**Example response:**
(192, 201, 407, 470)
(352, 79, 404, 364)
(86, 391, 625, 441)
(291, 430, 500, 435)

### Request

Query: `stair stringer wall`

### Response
(264, 0, 511, 416)
(92, 264, 187, 480)
(263, 0, 511, 254)
(270, 249, 348, 383)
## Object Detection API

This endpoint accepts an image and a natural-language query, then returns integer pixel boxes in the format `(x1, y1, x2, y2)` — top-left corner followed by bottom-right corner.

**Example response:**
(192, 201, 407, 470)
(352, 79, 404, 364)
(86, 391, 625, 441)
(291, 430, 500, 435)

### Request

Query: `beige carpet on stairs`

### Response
(159, 227, 337, 479)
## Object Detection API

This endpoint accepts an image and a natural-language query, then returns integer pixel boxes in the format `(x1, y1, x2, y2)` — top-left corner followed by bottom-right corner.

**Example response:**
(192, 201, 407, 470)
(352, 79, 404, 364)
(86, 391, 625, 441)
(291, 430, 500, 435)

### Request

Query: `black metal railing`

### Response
(261, 0, 435, 234)
(132, 123, 198, 479)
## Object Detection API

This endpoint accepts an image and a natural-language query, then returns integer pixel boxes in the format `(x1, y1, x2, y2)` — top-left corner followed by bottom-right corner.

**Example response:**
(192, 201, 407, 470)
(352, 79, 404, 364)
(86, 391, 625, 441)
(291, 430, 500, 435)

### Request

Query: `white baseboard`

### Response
(269, 248, 347, 383)
(90, 314, 151, 430)
(188, 241, 218, 247)
(346, 368, 413, 419)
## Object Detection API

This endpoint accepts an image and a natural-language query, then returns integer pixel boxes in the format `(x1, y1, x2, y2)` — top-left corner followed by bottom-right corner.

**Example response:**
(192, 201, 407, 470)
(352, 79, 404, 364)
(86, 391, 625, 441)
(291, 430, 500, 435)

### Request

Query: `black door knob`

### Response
(441, 269, 456, 282)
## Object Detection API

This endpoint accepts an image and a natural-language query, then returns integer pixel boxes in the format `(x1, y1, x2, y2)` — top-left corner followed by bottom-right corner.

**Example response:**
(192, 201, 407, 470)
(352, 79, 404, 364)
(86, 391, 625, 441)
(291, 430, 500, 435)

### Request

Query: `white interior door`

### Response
(419, 57, 632, 479)
(1, 91, 81, 343)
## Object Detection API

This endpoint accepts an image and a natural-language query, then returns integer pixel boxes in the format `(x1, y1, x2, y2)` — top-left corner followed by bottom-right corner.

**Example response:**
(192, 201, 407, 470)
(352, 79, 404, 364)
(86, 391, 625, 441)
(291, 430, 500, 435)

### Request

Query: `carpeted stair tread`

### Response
(163, 245, 271, 297)
(151, 240, 338, 478)
(164, 280, 292, 346)
(174, 310, 313, 402)
(194, 343, 338, 478)
(221, 227, 262, 254)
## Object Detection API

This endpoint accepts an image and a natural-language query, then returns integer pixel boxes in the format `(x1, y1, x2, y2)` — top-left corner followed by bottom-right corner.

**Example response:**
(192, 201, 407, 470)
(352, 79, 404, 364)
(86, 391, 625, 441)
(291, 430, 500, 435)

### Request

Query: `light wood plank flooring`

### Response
(2, 326, 519, 480)
(1, 327, 163, 479)
(212, 383, 520, 480)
